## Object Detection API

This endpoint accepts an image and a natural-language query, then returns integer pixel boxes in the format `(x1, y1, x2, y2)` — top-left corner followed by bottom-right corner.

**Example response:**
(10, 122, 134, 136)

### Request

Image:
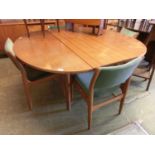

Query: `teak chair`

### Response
(4, 38, 64, 110)
(133, 41, 155, 91)
(23, 19, 60, 37)
(120, 27, 139, 38)
(65, 19, 106, 35)
(72, 56, 143, 129)
(121, 27, 155, 91)
(119, 27, 154, 90)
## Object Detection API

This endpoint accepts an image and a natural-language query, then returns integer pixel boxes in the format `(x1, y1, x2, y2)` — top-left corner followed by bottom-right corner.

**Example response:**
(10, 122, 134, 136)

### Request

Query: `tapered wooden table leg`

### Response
(66, 74, 72, 111)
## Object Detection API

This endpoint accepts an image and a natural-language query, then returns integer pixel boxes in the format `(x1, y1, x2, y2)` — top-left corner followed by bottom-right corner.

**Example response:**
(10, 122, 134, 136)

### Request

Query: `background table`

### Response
(14, 30, 147, 108)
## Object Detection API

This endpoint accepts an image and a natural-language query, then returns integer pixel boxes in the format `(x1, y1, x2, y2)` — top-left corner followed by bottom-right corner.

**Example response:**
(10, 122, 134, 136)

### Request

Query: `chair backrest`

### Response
(23, 19, 60, 37)
(94, 56, 143, 90)
(4, 38, 25, 72)
(120, 27, 139, 38)
(4, 38, 15, 56)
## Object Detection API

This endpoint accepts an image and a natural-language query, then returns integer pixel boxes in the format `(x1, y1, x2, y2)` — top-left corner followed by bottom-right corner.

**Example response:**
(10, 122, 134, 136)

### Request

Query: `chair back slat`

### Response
(95, 57, 143, 89)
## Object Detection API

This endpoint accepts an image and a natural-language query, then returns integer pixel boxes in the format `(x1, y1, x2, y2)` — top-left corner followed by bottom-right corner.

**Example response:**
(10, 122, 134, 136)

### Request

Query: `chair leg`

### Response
(146, 66, 155, 91)
(63, 74, 72, 111)
(119, 78, 131, 114)
(22, 79, 32, 110)
(92, 26, 95, 34)
(70, 79, 73, 104)
(71, 23, 74, 32)
(87, 96, 93, 130)
(88, 103, 93, 130)
(23, 19, 30, 37)
(56, 19, 60, 32)
(61, 75, 71, 111)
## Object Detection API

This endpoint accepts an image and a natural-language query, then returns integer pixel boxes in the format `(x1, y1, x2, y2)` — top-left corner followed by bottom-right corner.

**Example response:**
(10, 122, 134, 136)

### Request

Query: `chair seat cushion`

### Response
(24, 65, 52, 81)
(75, 71, 94, 94)
(0, 51, 7, 58)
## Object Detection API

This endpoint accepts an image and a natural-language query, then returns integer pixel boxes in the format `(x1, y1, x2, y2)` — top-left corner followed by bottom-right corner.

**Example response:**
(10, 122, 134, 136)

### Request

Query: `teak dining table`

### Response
(14, 30, 147, 110)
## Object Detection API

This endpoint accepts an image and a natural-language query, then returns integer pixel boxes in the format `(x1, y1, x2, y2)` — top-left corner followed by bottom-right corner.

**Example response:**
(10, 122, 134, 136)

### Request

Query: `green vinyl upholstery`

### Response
(4, 38, 16, 56)
(24, 65, 51, 81)
(120, 27, 139, 38)
(75, 56, 143, 94)
(4, 38, 52, 81)
(75, 71, 94, 94)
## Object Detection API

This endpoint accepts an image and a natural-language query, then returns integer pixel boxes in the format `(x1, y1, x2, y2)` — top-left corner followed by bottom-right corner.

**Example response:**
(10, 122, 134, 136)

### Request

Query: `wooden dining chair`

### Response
(4, 38, 65, 110)
(23, 19, 60, 37)
(72, 56, 143, 129)
(65, 19, 106, 35)
(133, 41, 155, 91)
(119, 27, 154, 90)
(120, 27, 139, 38)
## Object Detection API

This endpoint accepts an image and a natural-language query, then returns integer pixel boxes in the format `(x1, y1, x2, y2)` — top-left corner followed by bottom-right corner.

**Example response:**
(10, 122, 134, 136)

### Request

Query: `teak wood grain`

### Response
(14, 30, 146, 74)
(14, 31, 92, 74)
(51, 30, 146, 67)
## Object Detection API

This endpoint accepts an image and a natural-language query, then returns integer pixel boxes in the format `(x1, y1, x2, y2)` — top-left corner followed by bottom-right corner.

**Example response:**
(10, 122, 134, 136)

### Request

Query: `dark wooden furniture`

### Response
(106, 19, 155, 44)
(117, 23, 155, 91)
(4, 38, 65, 110)
(144, 21, 155, 45)
(117, 19, 152, 33)
(134, 41, 155, 90)
(23, 19, 60, 37)
(65, 19, 106, 35)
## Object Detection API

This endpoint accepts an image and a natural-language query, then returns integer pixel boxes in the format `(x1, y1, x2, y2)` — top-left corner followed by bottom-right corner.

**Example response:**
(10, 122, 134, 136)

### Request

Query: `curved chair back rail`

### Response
(75, 56, 144, 94)
(94, 56, 144, 90)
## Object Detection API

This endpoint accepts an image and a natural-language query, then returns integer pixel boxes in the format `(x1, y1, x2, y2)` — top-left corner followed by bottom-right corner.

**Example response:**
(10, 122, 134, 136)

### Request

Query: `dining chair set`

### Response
(4, 19, 155, 129)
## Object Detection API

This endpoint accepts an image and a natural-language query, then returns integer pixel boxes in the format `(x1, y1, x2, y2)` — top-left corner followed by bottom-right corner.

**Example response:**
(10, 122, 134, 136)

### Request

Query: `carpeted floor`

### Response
(0, 58, 155, 135)
(108, 122, 148, 135)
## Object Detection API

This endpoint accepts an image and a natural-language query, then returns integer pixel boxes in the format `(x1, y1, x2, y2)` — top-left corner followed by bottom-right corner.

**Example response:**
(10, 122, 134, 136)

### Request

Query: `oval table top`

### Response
(14, 30, 147, 74)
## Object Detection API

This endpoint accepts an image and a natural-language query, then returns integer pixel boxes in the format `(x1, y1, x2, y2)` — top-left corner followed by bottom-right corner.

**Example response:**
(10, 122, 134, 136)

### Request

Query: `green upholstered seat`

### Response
(4, 38, 52, 81)
(0, 50, 7, 58)
(75, 56, 143, 94)
(75, 71, 94, 94)
(24, 65, 51, 81)
(120, 27, 139, 38)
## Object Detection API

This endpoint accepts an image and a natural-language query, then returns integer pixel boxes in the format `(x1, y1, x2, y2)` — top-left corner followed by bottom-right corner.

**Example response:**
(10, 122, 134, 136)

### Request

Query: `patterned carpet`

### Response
(0, 58, 151, 134)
